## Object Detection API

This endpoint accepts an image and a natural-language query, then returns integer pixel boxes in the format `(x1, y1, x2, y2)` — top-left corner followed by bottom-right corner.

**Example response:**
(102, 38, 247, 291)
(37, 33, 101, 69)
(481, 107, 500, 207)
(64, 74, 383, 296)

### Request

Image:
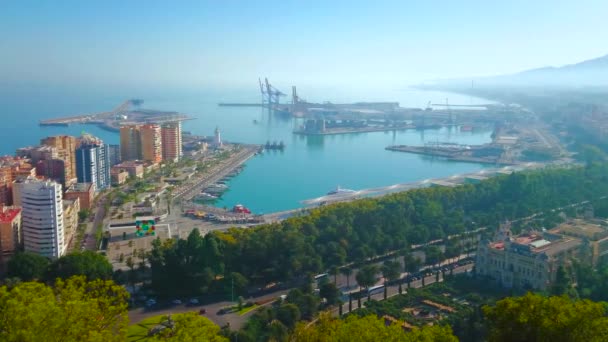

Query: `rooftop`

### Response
(0, 207, 21, 223)
(67, 183, 93, 192)
(550, 219, 608, 240)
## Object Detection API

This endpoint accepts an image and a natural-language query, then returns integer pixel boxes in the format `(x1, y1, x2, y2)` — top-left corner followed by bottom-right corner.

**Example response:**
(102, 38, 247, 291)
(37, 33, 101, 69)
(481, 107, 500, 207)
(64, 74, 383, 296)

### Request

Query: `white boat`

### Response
(195, 192, 218, 201)
(327, 186, 356, 196)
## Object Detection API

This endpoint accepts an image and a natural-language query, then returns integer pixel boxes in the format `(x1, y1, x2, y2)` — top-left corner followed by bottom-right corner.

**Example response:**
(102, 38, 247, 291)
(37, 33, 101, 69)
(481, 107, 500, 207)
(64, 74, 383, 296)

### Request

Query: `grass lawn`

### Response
(237, 304, 259, 316)
(127, 314, 167, 341)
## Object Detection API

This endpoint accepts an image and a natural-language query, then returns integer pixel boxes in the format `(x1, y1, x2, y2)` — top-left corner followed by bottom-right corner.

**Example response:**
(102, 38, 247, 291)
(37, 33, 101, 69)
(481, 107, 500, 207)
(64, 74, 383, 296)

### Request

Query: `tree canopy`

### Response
(6, 252, 50, 281)
(483, 293, 608, 342)
(47, 250, 113, 281)
(289, 313, 458, 342)
(0, 276, 129, 342)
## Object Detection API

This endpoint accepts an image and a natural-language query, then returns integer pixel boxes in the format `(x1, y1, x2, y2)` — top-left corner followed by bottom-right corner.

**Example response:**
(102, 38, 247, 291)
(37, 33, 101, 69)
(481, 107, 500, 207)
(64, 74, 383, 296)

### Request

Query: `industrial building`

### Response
(21, 179, 65, 259)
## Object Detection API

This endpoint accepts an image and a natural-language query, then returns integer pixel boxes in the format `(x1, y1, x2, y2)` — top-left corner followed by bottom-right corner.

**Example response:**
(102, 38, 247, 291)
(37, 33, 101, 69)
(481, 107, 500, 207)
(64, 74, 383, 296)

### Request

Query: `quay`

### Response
(218, 103, 265, 107)
(39, 99, 193, 129)
(385, 145, 514, 165)
(173, 144, 260, 202)
(294, 124, 415, 136)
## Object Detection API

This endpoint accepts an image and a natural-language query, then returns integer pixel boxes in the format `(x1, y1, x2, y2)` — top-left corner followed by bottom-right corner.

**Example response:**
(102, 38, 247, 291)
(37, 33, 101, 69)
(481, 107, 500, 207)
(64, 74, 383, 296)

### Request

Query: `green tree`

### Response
(340, 266, 353, 289)
(319, 282, 341, 305)
(356, 264, 379, 300)
(276, 303, 301, 329)
(0, 276, 129, 342)
(290, 313, 458, 341)
(483, 293, 608, 342)
(142, 312, 227, 341)
(47, 251, 113, 281)
(7, 252, 50, 281)
(551, 265, 571, 296)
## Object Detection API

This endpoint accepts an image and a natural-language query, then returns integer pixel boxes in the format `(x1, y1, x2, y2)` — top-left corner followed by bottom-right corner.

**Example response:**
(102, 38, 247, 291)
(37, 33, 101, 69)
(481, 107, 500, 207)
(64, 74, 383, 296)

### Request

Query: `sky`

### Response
(1, 0, 607, 90)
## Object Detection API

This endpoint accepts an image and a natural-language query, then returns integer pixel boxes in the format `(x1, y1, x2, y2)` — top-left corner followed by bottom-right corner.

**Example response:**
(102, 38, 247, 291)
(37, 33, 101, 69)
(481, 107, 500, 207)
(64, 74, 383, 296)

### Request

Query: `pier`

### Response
(173, 144, 260, 202)
(39, 99, 193, 130)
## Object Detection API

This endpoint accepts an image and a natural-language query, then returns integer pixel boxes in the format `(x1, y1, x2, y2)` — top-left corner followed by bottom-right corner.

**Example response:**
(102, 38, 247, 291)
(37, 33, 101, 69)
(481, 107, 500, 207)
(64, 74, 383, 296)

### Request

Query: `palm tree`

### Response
(356, 265, 379, 302)
(340, 267, 353, 289)
(329, 266, 339, 285)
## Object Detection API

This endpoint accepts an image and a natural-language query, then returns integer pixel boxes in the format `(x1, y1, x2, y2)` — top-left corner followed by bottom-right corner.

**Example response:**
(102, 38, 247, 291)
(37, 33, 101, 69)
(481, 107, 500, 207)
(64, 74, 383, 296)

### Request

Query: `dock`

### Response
(385, 144, 515, 165)
(218, 103, 265, 107)
(39, 99, 193, 130)
(173, 144, 260, 202)
(294, 124, 415, 136)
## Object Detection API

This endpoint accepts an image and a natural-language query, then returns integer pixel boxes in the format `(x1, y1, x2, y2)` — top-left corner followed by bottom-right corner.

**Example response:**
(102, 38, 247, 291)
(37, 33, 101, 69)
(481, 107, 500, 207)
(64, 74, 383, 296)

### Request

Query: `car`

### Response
(146, 299, 157, 307)
(199, 308, 207, 315)
(188, 298, 200, 305)
(171, 299, 182, 305)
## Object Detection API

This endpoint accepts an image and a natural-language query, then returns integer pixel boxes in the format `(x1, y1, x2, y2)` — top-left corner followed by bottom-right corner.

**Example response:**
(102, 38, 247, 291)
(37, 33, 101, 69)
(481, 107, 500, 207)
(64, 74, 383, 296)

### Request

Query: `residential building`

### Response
(40, 135, 78, 185)
(108, 144, 121, 166)
(0, 206, 22, 268)
(110, 169, 129, 185)
(120, 125, 141, 161)
(161, 121, 182, 162)
(75, 134, 110, 191)
(112, 161, 144, 179)
(21, 179, 65, 259)
(63, 198, 80, 249)
(65, 183, 94, 210)
(476, 222, 583, 290)
(36, 159, 67, 187)
(140, 124, 162, 164)
(0, 157, 36, 206)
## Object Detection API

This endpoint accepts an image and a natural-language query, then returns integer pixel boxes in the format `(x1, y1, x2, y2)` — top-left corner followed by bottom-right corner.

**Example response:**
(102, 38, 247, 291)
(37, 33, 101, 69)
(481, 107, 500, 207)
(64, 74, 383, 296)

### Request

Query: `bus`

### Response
(367, 284, 385, 296)
(314, 273, 329, 287)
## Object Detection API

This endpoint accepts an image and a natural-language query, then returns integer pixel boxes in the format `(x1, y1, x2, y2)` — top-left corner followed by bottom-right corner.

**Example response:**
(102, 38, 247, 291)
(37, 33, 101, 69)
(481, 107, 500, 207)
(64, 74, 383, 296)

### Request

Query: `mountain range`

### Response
(434, 54, 608, 88)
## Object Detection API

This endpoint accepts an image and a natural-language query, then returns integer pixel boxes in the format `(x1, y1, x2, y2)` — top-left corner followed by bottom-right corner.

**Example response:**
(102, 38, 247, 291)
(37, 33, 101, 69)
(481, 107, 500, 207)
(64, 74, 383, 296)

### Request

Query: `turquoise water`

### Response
(0, 85, 493, 213)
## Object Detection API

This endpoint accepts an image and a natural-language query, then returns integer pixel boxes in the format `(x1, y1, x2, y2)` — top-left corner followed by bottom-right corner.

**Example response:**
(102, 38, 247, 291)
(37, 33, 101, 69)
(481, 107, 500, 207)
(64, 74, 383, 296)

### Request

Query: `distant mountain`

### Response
(433, 54, 608, 88)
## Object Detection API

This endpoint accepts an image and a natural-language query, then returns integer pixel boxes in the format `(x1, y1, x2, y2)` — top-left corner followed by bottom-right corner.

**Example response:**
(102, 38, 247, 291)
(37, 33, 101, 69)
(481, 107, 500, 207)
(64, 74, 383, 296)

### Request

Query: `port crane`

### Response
(259, 78, 286, 106)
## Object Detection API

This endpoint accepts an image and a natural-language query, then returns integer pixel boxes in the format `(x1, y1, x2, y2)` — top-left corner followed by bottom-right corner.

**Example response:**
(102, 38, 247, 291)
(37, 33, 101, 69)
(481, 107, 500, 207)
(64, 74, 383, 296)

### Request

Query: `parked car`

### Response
(171, 299, 182, 305)
(189, 298, 200, 305)
(146, 299, 157, 307)
(199, 308, 207, 315)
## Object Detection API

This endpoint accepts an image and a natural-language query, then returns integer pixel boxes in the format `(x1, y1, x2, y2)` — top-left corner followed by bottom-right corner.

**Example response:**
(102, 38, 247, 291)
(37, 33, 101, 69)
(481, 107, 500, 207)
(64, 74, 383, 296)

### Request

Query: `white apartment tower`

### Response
(21, 179, 65, 258)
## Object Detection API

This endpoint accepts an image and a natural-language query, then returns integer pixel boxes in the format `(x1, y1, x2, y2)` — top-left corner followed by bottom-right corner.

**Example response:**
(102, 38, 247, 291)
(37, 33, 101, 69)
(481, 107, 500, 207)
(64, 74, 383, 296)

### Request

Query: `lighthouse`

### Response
(213, 126, 222, 148)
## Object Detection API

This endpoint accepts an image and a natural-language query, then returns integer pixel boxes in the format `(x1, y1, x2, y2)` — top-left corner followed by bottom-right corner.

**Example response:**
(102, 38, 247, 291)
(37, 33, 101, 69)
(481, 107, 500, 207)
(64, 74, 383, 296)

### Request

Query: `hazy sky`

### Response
(2, 0, 607, 89)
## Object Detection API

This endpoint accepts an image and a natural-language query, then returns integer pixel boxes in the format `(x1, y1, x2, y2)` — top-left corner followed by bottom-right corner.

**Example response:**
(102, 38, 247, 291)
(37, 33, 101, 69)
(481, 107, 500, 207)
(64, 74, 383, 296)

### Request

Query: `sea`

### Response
(0, 84, 494, 213)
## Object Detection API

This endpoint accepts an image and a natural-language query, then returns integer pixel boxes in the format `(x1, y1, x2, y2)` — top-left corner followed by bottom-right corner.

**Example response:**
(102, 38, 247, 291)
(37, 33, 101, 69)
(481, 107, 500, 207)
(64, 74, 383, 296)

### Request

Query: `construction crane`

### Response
(258, 77, 286, 106)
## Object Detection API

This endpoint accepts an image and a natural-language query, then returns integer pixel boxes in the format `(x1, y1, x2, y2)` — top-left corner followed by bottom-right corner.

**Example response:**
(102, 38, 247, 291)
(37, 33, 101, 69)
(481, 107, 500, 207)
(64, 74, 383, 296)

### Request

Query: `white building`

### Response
(213, 126, 222, 148)
(21, 179, 65, 258)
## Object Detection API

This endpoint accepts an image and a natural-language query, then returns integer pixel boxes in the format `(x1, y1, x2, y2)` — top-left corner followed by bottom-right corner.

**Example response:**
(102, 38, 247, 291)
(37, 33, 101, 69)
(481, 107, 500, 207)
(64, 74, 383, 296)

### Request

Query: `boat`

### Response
(195, 192, 218, 201)
(327, 186, 356, 196)
(205, 184, 228, 195)
(232, 204, 251, 214)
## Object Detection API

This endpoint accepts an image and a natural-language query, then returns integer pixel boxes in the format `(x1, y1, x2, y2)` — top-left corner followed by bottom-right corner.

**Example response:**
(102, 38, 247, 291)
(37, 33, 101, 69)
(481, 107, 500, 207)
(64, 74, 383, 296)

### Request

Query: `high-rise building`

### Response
(108, 144, 121, 166)
(36, 159, 67, 187)
(0, 206, 22, 267)
(161, 121, 182, 162)
(75, 134, 111, 191)
(120, 125, 141, 161)
(21, 179, 65, 259)
(140, 124, 162, 164)
(40, 135, 78, 185)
